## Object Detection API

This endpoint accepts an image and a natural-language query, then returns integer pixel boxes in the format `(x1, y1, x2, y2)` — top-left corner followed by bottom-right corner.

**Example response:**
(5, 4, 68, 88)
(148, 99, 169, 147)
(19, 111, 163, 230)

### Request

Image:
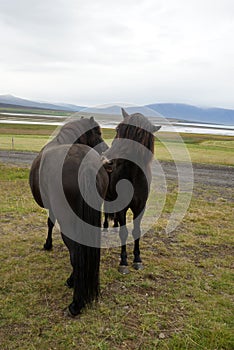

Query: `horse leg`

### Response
(69, 243, 101, 316)
(44, 212, 55, 250)
(113, 214, 119, 228)
(103, 213, 109, 231)
(61, 233, 75, 288)
(117, 210, 129, 274)
(65, 245, 75, 289)
(66, 272, 74, 289)
(132, 212, 144, 270)
(62, 233, 101, 316)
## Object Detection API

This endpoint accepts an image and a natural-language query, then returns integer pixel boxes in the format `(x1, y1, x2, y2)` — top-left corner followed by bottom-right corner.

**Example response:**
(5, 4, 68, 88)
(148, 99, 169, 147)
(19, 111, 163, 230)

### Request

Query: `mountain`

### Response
(0, 94, 83, 112)
(77, 104, 234, 125)
(55, 103, 85, 112)
(83, 105, 156, 115)
(146, 103, 234, 125)
(0, 95, 234, 125)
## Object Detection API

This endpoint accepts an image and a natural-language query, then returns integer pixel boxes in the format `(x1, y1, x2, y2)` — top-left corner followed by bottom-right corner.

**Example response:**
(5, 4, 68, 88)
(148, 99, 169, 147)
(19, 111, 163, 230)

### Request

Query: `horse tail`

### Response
(65, 164, 104, 316)
(72, 241, 100, 313)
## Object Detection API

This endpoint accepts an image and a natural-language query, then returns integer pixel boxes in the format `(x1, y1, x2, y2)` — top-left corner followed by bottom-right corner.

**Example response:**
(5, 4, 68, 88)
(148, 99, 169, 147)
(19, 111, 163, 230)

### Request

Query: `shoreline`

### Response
(1, 118, 234, 136)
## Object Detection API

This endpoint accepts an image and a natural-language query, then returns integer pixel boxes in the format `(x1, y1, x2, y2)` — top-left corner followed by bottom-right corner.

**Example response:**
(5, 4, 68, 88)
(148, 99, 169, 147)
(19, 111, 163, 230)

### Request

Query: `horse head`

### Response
(56, 116, 108, 154)
(102, 108, 161, 168)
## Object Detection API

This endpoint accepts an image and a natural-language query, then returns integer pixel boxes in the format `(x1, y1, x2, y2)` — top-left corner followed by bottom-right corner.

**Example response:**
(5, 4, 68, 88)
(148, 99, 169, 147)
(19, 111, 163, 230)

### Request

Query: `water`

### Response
(0, 116, 234, 136)
(161, 123, 234, 136)
(1, 112, 66, 118)
(0, 119, 64, 126)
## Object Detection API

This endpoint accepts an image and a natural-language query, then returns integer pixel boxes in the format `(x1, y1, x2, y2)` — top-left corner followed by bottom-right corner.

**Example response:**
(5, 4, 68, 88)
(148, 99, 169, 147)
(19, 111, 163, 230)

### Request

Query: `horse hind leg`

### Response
(61, 233, 75, 288)
(65, 272, 74, 289)
(44, 212, 55, 250)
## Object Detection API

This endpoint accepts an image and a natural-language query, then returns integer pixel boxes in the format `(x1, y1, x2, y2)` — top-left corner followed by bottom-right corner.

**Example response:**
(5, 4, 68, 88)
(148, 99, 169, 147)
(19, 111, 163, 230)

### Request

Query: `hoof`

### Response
(63, 307, 80, 318)
(103, 227, 108, 232)
(132, 262, 144, 270)
(67, 302, 82, 317)
(118, 265, 130, 275)
(43, 243, 52, 251)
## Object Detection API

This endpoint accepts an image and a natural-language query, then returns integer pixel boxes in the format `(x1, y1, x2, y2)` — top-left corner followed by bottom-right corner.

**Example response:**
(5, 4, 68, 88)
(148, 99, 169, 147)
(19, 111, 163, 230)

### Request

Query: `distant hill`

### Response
(84, 105, 162, 116)
(55, 103, 85, 112)
(0, 94, 83, 112)
(0, 95, 234, 125)
(146, 103, 234, 125)
(79, 104, 234, 125)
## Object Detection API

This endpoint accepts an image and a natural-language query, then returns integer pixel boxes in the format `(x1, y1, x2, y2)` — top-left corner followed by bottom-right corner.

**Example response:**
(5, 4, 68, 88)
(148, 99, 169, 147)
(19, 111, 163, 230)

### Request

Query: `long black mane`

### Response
(109, 112, 157, 165)
(116, 113, 155, 155)
(46, 117, 102, 148)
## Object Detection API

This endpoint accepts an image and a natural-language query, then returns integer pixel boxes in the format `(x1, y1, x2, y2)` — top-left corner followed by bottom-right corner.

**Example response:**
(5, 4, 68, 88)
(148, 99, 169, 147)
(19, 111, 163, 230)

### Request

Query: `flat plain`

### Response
(0, 123, 233, 349)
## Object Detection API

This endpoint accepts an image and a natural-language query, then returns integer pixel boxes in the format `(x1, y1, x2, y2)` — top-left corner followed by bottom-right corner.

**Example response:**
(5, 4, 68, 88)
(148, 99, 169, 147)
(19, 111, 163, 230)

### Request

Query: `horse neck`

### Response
(116, 154, 152, 183)
(129, 144, 154, 168)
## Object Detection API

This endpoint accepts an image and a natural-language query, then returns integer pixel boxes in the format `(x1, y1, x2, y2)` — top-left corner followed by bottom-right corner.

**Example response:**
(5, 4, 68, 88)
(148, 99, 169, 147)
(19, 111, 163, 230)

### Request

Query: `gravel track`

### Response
(0, 150, 233, 189)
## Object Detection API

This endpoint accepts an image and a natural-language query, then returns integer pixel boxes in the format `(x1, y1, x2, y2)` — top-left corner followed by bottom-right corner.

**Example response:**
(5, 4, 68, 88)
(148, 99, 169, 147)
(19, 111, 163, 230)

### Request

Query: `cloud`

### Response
(0, 0, 234, 107)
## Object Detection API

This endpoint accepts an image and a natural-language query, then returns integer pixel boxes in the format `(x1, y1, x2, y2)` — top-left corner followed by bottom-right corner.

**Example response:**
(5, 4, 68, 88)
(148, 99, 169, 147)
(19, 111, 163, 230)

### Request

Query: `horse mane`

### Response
(54, 118, 98, 145)
(116, 113, 155, 161)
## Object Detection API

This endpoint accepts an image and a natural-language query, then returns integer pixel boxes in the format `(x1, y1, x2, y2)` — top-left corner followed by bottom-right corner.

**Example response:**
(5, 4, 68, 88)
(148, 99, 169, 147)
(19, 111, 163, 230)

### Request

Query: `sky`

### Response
(0, 0, 234, 108)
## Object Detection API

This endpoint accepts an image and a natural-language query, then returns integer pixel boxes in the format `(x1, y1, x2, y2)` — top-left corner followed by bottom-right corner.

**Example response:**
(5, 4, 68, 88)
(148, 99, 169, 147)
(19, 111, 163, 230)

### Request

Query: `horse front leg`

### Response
(113, 214, 119, 228)
(117, 210, 129, 274)
(103, 213, 109, 231)
(132, 212, 144, 270)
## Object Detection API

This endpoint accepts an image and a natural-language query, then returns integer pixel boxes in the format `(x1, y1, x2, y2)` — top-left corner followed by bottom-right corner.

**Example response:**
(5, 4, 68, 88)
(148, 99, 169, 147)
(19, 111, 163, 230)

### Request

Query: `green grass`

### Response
(155, 133, 234, 165)
(0, 163, 233, 349)
(0, 124, 234, 165)
(0, 124, 116, 152)
(0, 123, 57, 135)
(0, 107, 71, 116)
(0, 134, 49, 152)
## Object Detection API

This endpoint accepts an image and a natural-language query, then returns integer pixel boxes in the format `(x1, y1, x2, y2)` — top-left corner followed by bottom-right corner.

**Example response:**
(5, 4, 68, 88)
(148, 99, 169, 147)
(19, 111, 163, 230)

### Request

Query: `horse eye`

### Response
(94, 127, 101, 136)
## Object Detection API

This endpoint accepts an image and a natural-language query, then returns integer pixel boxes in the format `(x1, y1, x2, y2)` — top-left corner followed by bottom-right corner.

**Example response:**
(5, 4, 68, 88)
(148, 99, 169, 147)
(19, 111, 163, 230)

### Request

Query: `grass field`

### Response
(0, 124, 234, 349)
(0, 123, 234, 165)
(0, 107, 70, 116)
(0, 166, 234, 349)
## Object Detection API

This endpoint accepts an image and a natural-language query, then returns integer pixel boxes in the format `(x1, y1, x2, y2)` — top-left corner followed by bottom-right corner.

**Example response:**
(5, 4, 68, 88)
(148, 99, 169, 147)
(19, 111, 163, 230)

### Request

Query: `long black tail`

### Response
(63, 164, 103, 316)
(72, 242, 100, 312)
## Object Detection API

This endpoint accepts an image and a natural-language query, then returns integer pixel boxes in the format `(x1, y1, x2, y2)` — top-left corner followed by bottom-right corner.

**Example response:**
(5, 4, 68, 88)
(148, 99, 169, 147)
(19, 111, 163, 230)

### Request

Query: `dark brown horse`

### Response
(29, 117, 109, 316)
(30, 117, 108, 250)
(102, 108, 161, 274)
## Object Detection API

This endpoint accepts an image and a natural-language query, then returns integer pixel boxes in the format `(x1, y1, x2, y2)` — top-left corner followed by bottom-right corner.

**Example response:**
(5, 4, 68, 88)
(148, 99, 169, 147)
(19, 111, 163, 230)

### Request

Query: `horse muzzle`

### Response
(101, 155, 113, 173)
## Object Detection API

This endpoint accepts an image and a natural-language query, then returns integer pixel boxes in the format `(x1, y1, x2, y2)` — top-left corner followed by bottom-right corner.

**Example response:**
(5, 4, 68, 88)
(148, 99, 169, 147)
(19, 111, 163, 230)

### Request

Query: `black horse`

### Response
(30, 117, 108, 251)
(102, 108, 161, 274)
(29, 117, 109, 316)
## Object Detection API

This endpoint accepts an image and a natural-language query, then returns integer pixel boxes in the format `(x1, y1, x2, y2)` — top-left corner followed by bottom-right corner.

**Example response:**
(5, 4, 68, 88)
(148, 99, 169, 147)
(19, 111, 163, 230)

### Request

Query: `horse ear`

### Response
(121, 108, 129, 119)
(90, 116, 95, 125)
(152, 125, 161, 133)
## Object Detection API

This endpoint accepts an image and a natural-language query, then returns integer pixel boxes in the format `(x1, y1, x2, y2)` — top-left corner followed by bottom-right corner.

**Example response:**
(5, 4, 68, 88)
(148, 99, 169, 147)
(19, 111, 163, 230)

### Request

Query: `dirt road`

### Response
(0, 150, 233, 189)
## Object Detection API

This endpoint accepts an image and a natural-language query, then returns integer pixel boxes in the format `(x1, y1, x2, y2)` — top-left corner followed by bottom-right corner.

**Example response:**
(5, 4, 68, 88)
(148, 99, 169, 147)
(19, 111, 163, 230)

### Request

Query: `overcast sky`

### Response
(0, 0, 234, 107)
